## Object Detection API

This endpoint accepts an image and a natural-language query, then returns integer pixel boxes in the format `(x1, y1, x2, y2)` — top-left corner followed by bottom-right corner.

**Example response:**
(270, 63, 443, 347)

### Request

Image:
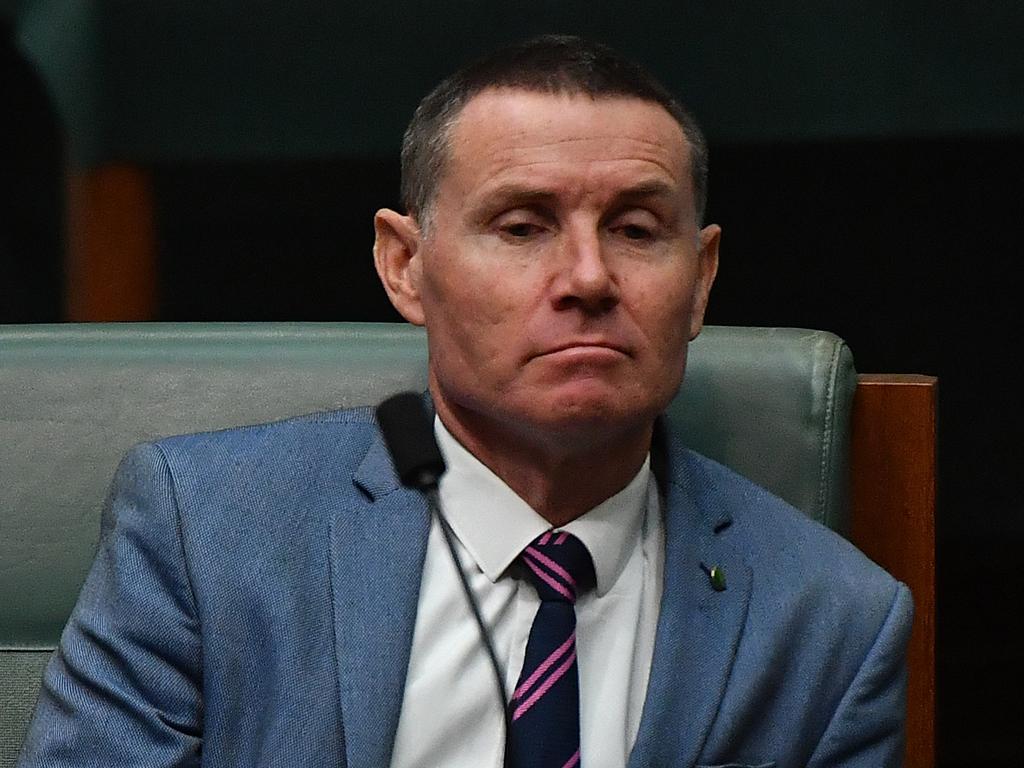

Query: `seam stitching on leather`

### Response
(818, 337, 843, 529)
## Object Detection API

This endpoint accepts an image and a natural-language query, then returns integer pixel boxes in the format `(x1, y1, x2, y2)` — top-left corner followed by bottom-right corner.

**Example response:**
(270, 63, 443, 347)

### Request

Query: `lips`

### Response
(536, 339, 631, 358)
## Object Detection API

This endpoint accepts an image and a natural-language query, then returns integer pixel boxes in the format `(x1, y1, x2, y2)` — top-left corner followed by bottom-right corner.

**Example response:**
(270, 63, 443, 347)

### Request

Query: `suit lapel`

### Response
(629, 439, 753, 768)
(327, 413, 751, 767)
(329, 431, 431, 768)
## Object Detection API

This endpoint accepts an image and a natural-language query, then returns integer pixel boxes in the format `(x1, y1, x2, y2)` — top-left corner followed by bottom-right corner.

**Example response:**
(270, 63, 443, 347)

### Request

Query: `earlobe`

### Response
(373, 209, 426, 326)
(688, 224, 721, 340)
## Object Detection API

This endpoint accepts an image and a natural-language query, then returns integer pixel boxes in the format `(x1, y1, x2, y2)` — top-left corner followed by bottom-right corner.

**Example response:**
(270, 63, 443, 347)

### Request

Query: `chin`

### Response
(520, 391, 656, 439)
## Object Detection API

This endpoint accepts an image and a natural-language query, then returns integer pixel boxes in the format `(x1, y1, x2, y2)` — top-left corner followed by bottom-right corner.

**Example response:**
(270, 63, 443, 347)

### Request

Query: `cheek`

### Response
(427, 241, 541, 324)
(642, 290, 694, 398)
(428, 270, 510, 331)
(630, 276, 694, 348)
(421, 258, 526, 364)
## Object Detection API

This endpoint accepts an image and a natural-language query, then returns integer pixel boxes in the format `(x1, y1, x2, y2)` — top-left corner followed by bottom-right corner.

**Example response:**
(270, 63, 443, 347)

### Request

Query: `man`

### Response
(19, 35, 911, 768)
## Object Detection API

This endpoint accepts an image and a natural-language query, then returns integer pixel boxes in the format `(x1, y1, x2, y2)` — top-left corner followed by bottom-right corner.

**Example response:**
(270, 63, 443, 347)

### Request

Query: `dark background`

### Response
(3, 2, 1022, 763)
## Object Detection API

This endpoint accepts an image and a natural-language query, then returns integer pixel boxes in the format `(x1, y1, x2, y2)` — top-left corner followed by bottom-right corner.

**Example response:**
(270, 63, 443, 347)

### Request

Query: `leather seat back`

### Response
(0, 322, 855, 764)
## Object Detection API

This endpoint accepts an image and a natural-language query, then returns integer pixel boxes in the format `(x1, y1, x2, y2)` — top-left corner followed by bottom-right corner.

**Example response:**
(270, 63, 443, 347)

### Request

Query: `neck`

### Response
(433, 395, 653, 527)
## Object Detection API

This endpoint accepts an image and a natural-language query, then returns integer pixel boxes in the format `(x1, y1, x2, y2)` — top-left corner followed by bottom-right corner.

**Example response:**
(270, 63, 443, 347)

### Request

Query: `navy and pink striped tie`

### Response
(508, 530, 595, 768)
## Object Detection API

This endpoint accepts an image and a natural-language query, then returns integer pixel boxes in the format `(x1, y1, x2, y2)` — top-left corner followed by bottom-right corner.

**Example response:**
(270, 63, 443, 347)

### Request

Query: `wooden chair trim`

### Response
(850, 374, 937, 768)
(66, 165, 156, 321)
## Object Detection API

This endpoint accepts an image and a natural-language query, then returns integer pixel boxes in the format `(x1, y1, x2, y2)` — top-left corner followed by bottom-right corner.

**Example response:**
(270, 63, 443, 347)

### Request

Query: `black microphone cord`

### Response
(426, 488, 513, 766)
(375, 393, 511, 765)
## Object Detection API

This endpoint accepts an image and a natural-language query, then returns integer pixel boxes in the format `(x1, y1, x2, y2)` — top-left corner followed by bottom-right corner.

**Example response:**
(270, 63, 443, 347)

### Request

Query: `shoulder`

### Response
(150, 405, 379, 484)
(155, 404, 378, 454)
(657, 439, 912, 762)
(104, 406, 399, 604)
(115, 406, 388, 543)
(674, 443, 888, 571)
(664, 441, 909, 633)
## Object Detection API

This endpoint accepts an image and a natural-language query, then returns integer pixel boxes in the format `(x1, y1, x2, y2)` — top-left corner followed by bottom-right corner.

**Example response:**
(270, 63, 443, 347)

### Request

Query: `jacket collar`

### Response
(628, 419, 752, 767)
(331, 411, 751, 768)
(329, 425, 431, 768)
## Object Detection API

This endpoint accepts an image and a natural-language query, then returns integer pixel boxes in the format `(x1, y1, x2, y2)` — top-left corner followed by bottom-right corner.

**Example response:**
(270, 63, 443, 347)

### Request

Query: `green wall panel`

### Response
(13, 1, 1024, 167)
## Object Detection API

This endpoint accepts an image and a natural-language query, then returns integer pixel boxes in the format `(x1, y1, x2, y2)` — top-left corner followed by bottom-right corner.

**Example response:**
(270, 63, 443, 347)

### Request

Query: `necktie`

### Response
(508, 530, 595, 768)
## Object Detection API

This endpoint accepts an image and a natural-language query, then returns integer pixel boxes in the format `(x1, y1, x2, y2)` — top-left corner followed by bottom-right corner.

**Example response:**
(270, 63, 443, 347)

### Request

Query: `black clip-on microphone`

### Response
(376, 392, 512, 764)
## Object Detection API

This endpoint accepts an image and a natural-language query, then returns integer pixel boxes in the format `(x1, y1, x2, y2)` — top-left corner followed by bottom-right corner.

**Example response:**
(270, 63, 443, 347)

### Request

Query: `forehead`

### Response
(441, 88, 691, 204)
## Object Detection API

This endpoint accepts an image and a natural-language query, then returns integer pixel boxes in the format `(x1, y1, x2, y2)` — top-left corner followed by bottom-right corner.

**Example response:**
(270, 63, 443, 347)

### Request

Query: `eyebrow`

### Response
(613, 181, 678, 201)
(477, 184, 557, 207)
(475, 179, 679, 214)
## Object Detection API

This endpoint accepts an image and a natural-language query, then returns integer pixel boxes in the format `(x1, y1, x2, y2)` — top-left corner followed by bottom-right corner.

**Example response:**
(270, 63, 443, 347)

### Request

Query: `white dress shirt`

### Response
(389, 418, 664, 768)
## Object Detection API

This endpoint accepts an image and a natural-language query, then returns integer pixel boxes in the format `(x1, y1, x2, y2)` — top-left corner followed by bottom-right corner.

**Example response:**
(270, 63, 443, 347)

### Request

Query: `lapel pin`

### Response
(700, 562, 727, 592)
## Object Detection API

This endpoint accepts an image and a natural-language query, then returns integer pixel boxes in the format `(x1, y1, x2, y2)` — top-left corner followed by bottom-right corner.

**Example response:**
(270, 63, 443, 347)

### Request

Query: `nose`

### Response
(552, 225, 620, 314)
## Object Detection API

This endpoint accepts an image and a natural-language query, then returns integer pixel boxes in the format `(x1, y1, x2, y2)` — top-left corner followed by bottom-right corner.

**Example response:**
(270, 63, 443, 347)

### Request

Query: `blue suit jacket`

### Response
(19, 407, 912, 768)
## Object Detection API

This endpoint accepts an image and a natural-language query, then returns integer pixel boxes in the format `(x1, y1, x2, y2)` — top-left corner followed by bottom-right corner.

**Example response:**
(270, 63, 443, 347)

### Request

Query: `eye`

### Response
(494, 208, 550, 240)
(503, 221, 542, 238)
(608, 208, 662, 242)
(618, 224, 653, 240)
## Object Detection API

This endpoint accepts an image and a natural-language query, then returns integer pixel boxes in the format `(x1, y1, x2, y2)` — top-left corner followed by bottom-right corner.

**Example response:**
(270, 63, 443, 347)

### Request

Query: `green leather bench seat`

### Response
(0, 322, 855, 764)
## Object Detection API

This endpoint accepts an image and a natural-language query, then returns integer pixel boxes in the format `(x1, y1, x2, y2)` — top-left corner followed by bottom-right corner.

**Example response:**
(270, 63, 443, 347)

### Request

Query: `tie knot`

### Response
(519, 531, 595, 604)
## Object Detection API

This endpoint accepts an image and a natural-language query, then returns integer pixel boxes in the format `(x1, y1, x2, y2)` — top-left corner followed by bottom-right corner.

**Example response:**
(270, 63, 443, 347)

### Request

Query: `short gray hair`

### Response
(400, 34, 709, 230)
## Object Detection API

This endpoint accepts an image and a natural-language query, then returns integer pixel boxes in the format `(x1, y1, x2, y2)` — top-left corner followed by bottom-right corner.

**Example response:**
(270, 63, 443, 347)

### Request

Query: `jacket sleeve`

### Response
(807, 581, 914, 768)
(18, 443, 203, 767)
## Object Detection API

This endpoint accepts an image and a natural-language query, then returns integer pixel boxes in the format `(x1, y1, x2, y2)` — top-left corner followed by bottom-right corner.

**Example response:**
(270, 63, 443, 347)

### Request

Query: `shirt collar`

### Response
(434, 416, 651, 597)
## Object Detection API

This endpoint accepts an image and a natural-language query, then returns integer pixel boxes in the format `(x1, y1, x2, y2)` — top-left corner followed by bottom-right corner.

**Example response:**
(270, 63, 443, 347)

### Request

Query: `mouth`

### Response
(536, 340, 631, 359)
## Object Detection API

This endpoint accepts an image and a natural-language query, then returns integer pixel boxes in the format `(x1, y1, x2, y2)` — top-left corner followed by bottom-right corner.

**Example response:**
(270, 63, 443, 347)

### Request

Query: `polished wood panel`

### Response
(66, 165, 156, 321)
(850, 374, 937, 768)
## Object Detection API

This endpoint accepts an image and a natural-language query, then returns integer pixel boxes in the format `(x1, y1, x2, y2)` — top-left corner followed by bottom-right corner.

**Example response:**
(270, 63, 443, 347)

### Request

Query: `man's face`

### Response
(376, 89, 719, 452)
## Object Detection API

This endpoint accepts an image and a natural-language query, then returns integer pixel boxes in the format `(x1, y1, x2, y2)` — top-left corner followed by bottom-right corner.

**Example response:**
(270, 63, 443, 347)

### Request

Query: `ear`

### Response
(688, 223, 721, 340)
(373, 209, 426, 326)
